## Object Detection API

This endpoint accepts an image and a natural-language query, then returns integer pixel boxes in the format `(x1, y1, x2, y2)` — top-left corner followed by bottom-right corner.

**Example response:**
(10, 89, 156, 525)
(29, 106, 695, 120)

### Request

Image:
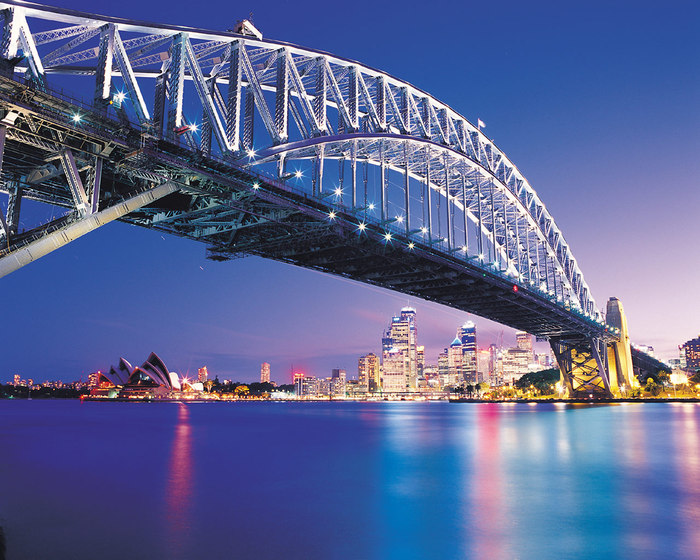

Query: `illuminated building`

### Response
(459, 322, 478, 384)
(358, 353, 380, 392)
(515, 331, 534, 365)
(503, 348, 530, 384)
(260, 362, 270, 384)
(330, 368, 346, 398)
(294, 372, 319, 398)
(448, 336, 463, 387)
(682, 336, 700, 370)
(13, 374, 20, 386)
(382, 348, 407, 392)
(417, 346, 425, 378)
(381, 307, 418, 390)
(88, 371, 100, 388)
(198, 366, 209, 383)
(477, 349, 491, 384)
(438, 350, 449, 387)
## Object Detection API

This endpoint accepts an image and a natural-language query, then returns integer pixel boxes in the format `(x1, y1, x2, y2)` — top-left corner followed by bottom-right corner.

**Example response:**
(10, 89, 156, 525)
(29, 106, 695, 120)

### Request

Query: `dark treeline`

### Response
(0, 383, 89, 399)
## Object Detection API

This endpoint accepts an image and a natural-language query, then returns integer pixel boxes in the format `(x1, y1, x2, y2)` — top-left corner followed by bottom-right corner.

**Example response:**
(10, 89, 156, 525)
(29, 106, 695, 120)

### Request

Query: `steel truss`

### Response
(0, 1, 623, 395)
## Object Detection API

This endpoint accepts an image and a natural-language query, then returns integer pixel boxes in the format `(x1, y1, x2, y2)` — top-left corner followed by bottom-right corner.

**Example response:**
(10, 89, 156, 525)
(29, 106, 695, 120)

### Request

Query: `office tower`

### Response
(331, 368, 347, 397)
(515, 331, 534, 364)
(13, 374, 20, 386)
(477, 349, 491, 384)
(459, 321, 477, 384)
(358, 353, 380, 392)
(682, 336, 700, 370)
(417, 346, 425, 378)
(438, 350, 449, 388)
(448, 337, 463, 387)
(198, 366, 209, 383)
(382, 348, 407, 392)
(381, 307, 418, 390)
(260, 362, 271, 383)
(503, 348, 530, 383)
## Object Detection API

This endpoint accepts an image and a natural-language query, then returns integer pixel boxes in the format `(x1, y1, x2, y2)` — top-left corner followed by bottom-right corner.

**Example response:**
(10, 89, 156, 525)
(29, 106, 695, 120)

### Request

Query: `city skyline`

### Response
(1, 0, 698, 383)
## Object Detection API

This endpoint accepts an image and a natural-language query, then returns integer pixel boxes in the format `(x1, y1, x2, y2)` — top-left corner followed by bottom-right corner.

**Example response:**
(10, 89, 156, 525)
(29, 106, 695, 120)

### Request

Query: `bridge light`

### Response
(461, 246, 467, 252)
(334, 187, 343, 196)
(252, 182, 260, 190)
(478, 253, 484, 260)
(512, 285, 518, 293)
(368, 203, 375, 211)
(384, 232, 392, 241)
(328, 211, 336, 220)
(421, 226, 428, 234)
(247, 149, 256, 158)
(408, 242, 415, 249)
(71, 113, 82, 123)
(295, 170, 303, 178)
(189, 123, 199, 133)
(396, 215, 403, 223)
(357, 222, 366, 231)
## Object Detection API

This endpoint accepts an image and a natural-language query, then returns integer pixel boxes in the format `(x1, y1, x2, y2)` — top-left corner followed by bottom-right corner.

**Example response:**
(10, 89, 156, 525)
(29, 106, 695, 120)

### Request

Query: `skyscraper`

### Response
(459, 322, 477, 384)
(381, 307, 418, 391)
(438, 350, 450, 388)
(682, 336, 700, 370)
(260, 362, 270, 383)
(448, 336, 463, 387)
(358, 353, 380, 392)
(515, 331, 534, 364)
(198, 366, 209, 383)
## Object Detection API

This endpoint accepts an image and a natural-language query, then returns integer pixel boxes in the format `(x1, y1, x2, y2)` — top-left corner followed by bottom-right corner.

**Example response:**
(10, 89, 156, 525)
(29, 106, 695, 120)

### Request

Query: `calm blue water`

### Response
(1, 400, 699, 559)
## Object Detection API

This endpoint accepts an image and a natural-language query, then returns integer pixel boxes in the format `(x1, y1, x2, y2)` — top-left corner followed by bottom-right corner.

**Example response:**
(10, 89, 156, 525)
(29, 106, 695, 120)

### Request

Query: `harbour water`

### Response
(1, 400, 699, 559)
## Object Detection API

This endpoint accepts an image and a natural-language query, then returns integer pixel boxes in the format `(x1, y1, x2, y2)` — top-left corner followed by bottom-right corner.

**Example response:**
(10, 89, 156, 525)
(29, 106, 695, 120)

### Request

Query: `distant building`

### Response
(382, 348, 407, 392)
(503, 348, 530, 384)
(330, 369, 346, 398)
(13, 374, 20, 386)
(417, 346, 425, 378)
(438, 350, 449, 388)
(477, 349, 491, 384)
(198, 366, 209, 384)
(448, 336, 463, 387)
(88, 371, 100, 388)
(260, 362, 270, 384)
(381, 307, 418, 390)
(515, 331, 534, 364)
(358, 353, 380, 392)
(682, 336, 700, 370)
(294, 372, 319, 398)
(459, 322, 478, 384)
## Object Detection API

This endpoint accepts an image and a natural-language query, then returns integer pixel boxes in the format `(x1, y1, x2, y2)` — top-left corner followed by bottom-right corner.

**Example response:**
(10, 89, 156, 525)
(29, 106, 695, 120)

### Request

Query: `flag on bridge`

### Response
(477, 118, 486, 130)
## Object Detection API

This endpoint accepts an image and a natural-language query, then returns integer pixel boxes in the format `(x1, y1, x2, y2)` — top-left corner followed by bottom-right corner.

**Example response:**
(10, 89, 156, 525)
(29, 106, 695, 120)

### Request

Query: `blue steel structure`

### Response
(0, 1, 644, 396)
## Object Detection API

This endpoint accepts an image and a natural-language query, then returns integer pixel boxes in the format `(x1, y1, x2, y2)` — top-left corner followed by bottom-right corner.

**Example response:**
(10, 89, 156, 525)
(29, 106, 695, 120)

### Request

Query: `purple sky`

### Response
(1, 0, 699, 383)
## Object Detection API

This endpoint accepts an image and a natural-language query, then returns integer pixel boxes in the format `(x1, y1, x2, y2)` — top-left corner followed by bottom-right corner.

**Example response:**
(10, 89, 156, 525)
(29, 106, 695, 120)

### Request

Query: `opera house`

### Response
(91, 352, 204, 399)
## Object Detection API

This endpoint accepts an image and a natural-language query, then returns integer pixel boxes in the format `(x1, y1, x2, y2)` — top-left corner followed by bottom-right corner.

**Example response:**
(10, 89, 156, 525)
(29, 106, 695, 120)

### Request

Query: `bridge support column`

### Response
(551, 336, 613, 398)
(605, 297, 639, 392)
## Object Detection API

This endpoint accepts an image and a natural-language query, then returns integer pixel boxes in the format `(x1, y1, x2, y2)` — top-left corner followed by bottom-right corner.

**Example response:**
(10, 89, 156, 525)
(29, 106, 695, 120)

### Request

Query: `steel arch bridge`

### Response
(0, 1, 640, 397)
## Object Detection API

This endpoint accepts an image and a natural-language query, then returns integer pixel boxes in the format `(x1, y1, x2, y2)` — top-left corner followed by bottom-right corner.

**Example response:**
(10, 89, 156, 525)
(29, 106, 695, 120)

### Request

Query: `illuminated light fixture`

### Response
(334, 187, 343, 196)
(512, 285, 519, 293)
(368, 203, 375, 210)
(478, 253, 484, 260)
(252, 182, 260, 190)
(71, 113, 82, 123)
(384, 232, 392, 241)
(396, 216, 403, 223)
(408, 242, 415, 249)
(421, 226, 428, 234)
(295, 170, 303, 178)
(247, 149, 256, 158)
(461, 246, 467, 252)
(357, 222, 366, 231)
(328, 211, 336, 220)
(188, 123, 198, 133)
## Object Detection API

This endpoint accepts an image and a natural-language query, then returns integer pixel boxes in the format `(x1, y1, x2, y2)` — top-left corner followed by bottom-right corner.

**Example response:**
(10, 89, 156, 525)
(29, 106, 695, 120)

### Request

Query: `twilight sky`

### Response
(1, 0, 699, 384)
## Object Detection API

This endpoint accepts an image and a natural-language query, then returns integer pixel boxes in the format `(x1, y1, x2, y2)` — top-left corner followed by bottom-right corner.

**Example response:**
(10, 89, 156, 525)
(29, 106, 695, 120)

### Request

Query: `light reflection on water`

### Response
(163, 403, 193, 558)
(1, 401, 700, 559)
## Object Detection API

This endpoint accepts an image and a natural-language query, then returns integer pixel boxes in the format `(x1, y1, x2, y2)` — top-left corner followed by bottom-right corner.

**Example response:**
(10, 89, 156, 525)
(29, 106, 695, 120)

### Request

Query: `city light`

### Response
(334, 187, 343, 196)
(384, 232, 392, 241)
(188, 123, 198, 133)
(396, 216, 403, 223)
(328, 211, 336, 220)
(408, 242, 415, 249)
(358, 222, 366, 231)
(368, 203, 375, 210)
(421, 226, 428, 234)
(295, 170, 303, 178)
(252, 182, 260, 190)
(247, 149, 256, 158)
(71, 113, 82, 123)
